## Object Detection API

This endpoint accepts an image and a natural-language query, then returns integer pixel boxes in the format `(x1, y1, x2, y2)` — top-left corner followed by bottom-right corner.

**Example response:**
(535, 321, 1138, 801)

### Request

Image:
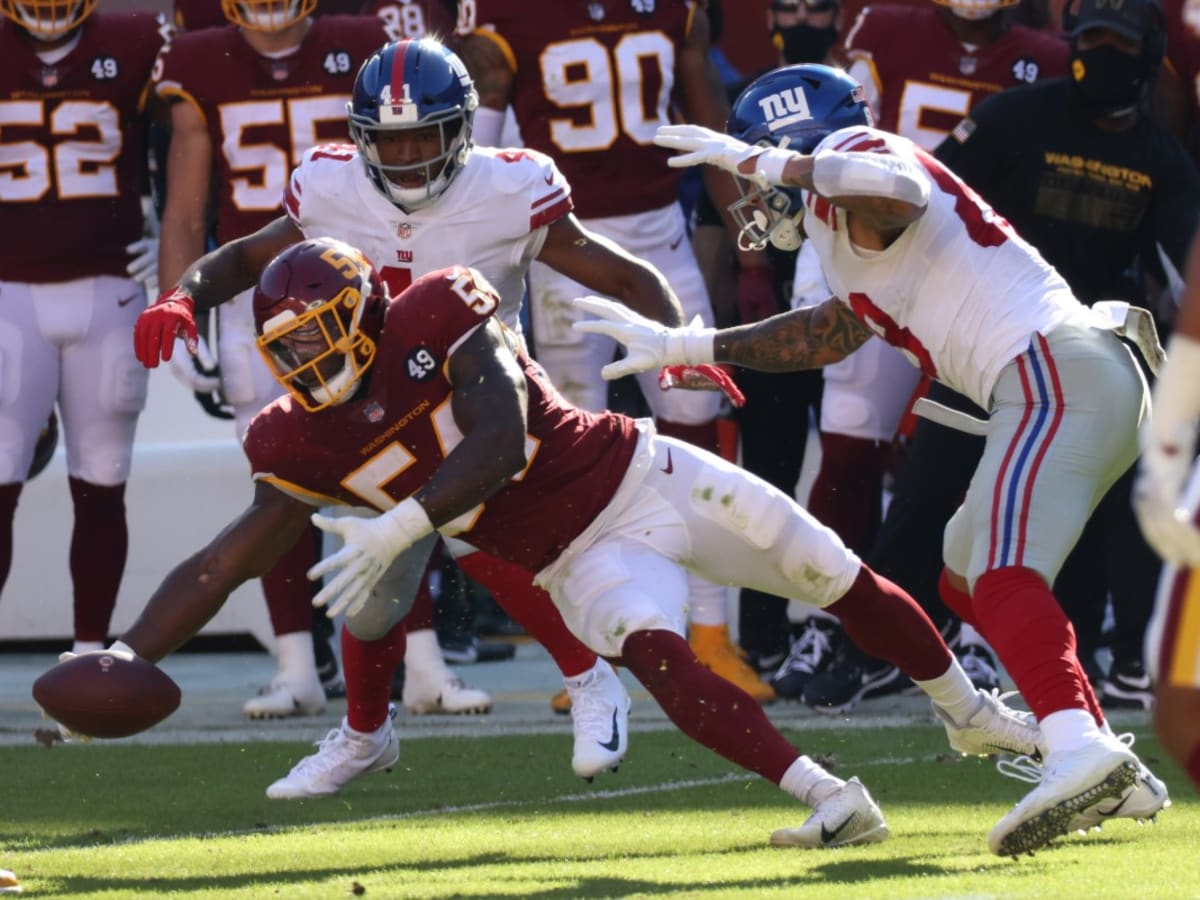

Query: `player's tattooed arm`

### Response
(457, 33, 513, 111)
(715, 297, 873, 370)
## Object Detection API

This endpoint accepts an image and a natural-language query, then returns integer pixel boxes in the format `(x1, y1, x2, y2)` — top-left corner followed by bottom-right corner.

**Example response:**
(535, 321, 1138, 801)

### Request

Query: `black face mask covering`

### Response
(773, 24, 838, 65)
(1070, 44, 1149, 114)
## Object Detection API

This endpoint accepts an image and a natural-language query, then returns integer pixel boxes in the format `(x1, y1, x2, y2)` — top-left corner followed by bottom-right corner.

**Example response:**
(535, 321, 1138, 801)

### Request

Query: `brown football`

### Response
(32, 650, 181, 739)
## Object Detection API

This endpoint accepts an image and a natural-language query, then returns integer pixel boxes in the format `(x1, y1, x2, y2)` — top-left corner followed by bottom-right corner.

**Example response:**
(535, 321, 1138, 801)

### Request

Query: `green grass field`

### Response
(4, 723, 1197, 898)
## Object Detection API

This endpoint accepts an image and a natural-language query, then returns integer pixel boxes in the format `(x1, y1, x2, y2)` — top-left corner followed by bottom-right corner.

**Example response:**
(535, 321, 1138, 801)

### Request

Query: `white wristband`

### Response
(1149, 333, 1200, 447)
(380, 496, 435, 545)
(663, 325, 716, 366)
(752, 147, 794, 187)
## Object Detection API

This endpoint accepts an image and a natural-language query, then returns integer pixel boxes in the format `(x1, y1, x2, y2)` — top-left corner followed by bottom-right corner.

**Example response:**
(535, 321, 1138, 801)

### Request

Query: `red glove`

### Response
(134, 287, 197, 368)
(736, 265, 778, 325)
(659, 364, 746, 408)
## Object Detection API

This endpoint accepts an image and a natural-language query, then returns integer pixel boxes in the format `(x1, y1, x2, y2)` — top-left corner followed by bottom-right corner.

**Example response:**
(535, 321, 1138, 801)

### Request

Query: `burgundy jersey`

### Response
(153, 15, 389, 244)
(844, 6, 1067, 148)
(172, 0, 453, 37)
(0, 14, 169, 283)
(461, 0, 696, 218)
(245, 266, 639, 572)
(1166, 0, 1200, 143)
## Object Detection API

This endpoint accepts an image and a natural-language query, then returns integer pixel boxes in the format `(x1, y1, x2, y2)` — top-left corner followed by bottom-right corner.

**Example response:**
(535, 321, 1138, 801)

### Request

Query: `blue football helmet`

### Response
(725, 64, 872, 251)
(348, 39, 479, 212)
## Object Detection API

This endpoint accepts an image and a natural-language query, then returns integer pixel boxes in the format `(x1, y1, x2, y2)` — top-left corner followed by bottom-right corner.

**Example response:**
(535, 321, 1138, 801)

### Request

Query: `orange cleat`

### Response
(689, 623, 776, 704)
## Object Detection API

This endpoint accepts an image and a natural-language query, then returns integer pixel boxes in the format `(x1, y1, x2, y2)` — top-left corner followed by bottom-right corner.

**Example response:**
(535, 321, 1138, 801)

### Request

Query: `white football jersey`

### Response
(283, 143, 573, 331)
(803, 126, 1095, 408)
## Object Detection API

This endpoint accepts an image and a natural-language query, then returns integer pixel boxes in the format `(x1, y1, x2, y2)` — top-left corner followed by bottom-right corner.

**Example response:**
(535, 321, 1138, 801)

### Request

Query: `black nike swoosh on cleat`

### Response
(599, 708, 621, 752)
(820, 814, 856, 844)
(1097, 794, 1132, 817)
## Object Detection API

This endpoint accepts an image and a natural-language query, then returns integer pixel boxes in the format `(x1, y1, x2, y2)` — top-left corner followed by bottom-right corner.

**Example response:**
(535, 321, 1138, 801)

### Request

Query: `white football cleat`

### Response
(0, 867, 20, 894)
(988, 736, 1139, 856)
(266, 706, 399, 799)
(933, 688, 1045, 759)
(997, 733, 1171, 833)
(243, 671, 326, 719)
(402, 628, 492, 715)
(770, 777, 890, 848)
(402, 669, 492, 715)
(567, 659, 631, 780)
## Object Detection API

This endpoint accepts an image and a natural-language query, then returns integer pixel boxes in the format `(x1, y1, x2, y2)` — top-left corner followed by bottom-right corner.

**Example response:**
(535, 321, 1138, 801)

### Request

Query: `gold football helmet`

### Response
(1, 0, 97, 40)
(221, 0, 316, 32)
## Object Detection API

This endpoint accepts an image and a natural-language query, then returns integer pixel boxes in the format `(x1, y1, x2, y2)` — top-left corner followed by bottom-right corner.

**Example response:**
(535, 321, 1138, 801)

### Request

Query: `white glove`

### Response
(126, 238, 160, 298)
(125, 196, 160, 297)
(308, 498, 434, 619)
(572, 296, 715, 380)
(167, 334, 222, 394)
(653, 124, 793, 189)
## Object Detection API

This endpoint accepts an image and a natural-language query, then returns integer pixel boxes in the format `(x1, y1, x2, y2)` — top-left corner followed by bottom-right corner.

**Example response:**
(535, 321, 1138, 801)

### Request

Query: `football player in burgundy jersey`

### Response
(152, 0, 438, 721)
(113, 237, 1039, 844)
(788, 0, 1071, 710)
(591, 62, 1168, 855)
(456, 0, 776, 704)
(172, 0, 454, 37)
(0, 0, 170, 654)
(139, 37, 736, 791)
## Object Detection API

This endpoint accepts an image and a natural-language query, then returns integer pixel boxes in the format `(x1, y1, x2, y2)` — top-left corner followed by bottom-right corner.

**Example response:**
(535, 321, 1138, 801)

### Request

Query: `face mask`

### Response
(772, 24, 838, 65)
(1070, 43, 1149, 114)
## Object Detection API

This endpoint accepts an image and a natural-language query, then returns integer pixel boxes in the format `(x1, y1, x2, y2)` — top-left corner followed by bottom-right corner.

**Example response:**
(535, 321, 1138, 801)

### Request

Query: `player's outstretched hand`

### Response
(1134, 425, 1200, 567)
(308, 499, 434, 619)
(135, 287, 198, 368)
(653, 125, 794, 189)
(573, 296, 716, 381)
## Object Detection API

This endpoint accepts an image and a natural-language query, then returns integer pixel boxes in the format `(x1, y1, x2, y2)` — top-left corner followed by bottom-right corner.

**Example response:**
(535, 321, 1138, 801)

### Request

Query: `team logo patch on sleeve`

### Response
(406, 345, 440, 382)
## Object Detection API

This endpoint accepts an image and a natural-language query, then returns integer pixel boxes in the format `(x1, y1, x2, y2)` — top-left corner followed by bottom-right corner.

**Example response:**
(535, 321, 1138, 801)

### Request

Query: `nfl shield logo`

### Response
(959, 56, 977, 76)
(397, 222, 412, 239)
(364, 401, 385, 423)
(587, 2, 604, 20)
(40, 67, 59, 88)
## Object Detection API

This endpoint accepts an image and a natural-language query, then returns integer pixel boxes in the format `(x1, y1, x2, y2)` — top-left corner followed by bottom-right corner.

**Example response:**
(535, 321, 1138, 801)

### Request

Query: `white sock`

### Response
(1040, 708, 1103, 755)
(72, 640, 103, 654)
(275, 631, 317, 683)
(914, 659, 979, 726)
(779, 755, 845, 807)
(405, 627, 449, 678)
(686, 572, 728, 627)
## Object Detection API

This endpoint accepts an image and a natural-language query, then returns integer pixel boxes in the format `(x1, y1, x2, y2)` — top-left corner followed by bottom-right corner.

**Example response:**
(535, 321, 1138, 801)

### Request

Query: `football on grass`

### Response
(32, 650, 181, 739)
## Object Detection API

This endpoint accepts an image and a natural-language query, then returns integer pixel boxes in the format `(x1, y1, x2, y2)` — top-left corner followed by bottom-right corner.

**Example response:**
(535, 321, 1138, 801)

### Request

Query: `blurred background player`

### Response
(1137, 223, 1200, 794)
(456, 0, 775, 705)
(153, 0, 492, 718)
(0, 0, 170, 654)
(936, 0, 1199, 709)
(789, 0, 1070, 712)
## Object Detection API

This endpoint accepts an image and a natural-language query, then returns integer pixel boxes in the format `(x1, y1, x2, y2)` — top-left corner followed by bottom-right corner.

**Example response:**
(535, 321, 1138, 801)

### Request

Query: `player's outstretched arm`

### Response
(575, 295, 872, 378)
(119, 482, 314, 662)
(536, 214, 686, 327)
(135, 216, 303, 368)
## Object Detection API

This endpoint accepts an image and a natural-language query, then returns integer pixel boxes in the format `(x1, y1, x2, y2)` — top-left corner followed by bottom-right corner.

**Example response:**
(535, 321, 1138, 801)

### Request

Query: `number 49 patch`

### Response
(407, 346, 440, 381)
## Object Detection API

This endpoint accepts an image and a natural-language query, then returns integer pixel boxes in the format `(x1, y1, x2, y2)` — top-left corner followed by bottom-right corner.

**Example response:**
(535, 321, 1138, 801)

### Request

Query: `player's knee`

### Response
(344, 591, 413, 641)
(779, 522, 860, 608)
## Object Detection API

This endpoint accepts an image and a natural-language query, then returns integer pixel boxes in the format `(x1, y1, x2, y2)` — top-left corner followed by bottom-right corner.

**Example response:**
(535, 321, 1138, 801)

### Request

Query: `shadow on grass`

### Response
(31, 847, 969, 897)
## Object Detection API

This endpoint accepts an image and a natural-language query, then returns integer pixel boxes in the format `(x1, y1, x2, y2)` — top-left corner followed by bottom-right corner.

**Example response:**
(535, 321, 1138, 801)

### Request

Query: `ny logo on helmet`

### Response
(378, 83, 418, 124)
(758, 87, 813, 132)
